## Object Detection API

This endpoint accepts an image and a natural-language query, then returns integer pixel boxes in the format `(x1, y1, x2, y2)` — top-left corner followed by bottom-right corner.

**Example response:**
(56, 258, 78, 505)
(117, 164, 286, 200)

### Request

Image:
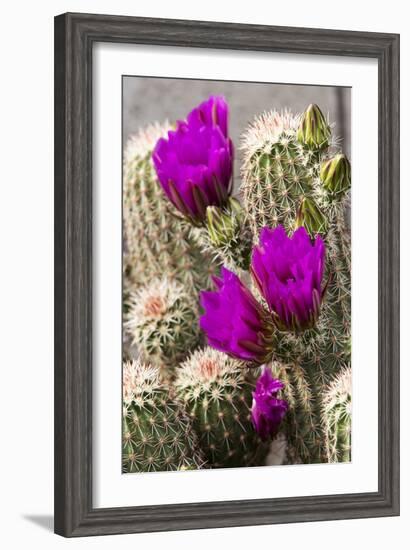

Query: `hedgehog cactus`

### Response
(241, 106, 346, 238)
(125, 277, 201, 376)
(122, 360, 205, 472)
(122, 97, 352, 471)
(175, 347, 269, 468)
(322, 366, 352, 463)
(240, 104, 351, 464)
(123, 122, 216, 297)
(241, 109, 307, 237)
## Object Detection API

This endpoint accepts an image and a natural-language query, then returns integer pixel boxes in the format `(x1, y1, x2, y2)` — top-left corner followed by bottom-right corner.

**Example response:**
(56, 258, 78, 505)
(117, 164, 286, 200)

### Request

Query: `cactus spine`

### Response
(123, 122, 217, 298)
(125, 277, 201, 376)
(241, 105, 351, 463)
(322, 366, 352, 462)
(175, 347, 269, 468)
(122, 360, 205, 472)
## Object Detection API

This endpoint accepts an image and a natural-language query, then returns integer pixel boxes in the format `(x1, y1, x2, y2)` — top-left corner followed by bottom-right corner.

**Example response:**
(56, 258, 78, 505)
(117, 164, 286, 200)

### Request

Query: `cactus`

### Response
(123, 122, 217, 298)
(175, 347, 269, 468)
(125, 277, 201, 377)
(322, 366, 352, 462)
(270, 356, 329, 464)
(191, 198, 253, 273)
(122, 360, 205, 472)
(122, 98, 352, 470)
(241, 105, 351, 463)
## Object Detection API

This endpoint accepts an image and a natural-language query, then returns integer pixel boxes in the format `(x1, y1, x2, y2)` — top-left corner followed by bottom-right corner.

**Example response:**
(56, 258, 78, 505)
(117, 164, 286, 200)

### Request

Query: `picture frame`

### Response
(54, 12, 400, 537)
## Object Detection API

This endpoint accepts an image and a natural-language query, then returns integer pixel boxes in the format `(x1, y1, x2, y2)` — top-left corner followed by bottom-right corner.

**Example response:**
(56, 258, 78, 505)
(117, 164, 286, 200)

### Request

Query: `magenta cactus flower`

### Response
(152, 96, 233, 224)
(251, 225, 326, 332)
(251, 367, 288, 441)
(199, 267, 273, 363)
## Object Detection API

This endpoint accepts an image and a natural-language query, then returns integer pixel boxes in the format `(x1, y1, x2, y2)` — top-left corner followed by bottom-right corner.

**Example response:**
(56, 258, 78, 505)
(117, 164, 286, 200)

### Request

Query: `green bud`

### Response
(206, 198, 242, 247)
(227, 196, 243, 216)
(296, 197, 328, 236)
(297, 104, 331, 149)
(206, 206, 226, 244)
(320, 154, 351, 196)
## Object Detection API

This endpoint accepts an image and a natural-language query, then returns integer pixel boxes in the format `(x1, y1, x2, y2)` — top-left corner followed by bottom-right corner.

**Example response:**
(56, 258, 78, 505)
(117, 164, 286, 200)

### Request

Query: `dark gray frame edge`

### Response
(54, 12, 400, 537)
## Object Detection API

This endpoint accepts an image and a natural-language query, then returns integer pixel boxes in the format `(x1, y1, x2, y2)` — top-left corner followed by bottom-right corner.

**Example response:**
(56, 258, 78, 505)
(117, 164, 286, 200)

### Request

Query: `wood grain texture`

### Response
(54, 12, 400, 537)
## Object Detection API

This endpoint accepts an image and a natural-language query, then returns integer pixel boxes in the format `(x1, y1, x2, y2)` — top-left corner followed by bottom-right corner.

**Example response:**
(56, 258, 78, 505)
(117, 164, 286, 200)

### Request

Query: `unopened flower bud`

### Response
(206, 198, 242, 247)
(297, 104, 331, 150)
(320, 154, 351, 196)
(296, 197, 328, 236)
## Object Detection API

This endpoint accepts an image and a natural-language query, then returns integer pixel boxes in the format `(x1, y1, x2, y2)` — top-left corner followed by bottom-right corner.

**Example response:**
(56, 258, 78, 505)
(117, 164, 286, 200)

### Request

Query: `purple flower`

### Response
(251, 225, 326, 331)
(200, 267, 273, 363)
(251, 367, 288, 441)
(152, 96, 233, 224)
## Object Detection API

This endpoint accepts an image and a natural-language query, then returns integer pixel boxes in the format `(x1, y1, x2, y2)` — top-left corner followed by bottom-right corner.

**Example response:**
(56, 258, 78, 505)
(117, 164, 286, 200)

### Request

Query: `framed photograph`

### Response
(54, 13, 400, 537)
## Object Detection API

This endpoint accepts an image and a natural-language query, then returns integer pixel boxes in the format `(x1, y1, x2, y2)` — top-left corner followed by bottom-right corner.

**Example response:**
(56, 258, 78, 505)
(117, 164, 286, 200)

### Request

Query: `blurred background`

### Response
(123, 76, 351, 191)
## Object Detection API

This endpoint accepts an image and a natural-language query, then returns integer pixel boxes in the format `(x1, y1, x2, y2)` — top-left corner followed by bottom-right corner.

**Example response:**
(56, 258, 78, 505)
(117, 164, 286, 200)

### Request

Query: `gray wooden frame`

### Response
(54, 12, 400, 537)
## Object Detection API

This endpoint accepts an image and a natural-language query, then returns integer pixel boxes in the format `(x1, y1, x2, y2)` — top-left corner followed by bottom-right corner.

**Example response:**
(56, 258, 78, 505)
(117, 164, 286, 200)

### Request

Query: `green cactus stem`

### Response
(241, 105, 351, 464)
(122, 360, 205, 472)
(123, 122, 217, 298)
(125, 277, 201, 377)
(175, 347, 269, 468)
(322, 366, 352, 462)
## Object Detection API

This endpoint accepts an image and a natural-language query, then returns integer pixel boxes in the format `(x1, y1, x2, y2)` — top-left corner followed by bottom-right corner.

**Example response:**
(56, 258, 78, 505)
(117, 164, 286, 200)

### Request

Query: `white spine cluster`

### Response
(124, 121, 170, 166)
(322, 366, 352, 416)
(126, 278, 184, 324)
(125, 277, 200, 368)
(322, 366, 352, 462)
(122, 359, 161, 406)
(240, 109, 300, 164)
(176, 347, 250, 396)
